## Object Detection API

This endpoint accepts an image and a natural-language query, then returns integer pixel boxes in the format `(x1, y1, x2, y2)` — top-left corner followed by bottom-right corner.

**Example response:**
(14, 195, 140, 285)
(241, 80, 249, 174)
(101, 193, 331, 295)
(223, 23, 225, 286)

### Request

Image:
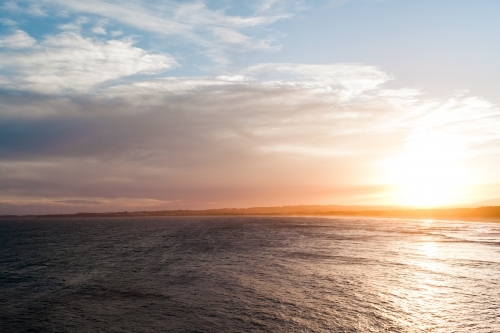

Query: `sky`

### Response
(1, 0, 500, 214)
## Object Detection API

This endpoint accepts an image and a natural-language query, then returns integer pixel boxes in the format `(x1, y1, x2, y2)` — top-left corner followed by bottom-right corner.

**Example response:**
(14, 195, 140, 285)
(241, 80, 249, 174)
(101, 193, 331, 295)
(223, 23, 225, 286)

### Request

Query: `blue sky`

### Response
(2, 0, 498, 95)
(1, 0, 500, 213)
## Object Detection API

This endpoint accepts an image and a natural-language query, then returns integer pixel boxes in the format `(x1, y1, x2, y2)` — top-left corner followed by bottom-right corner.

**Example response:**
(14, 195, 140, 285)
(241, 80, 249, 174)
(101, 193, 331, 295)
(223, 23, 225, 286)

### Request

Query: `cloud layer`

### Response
(1, 59, 500, 213)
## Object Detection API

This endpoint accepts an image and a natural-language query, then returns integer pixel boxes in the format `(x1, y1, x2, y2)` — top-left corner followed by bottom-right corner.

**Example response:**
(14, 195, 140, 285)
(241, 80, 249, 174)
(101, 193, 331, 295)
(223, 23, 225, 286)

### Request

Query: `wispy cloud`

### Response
(242, 63, 392, 99)
(325, 0, 352, 10)
(2, 1, 21, 11)
(2, 1, 47, 16)
(0, 29, 36, 48)
(0, 30, 177, 93)
(12, 0, 297, 64)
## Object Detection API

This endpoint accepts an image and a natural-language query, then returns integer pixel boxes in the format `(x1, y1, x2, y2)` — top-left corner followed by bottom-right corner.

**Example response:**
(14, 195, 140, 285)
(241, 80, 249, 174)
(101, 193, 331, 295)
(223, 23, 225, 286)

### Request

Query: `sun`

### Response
(389, 154, 459, 207)
(383, 133, 470, 208)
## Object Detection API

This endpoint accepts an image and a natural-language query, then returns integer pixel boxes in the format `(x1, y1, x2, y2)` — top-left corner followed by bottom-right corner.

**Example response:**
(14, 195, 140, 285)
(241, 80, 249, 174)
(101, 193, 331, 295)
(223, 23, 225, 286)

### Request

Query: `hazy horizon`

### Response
(1, 0, 500, 214)
(5, 201, 500, 217)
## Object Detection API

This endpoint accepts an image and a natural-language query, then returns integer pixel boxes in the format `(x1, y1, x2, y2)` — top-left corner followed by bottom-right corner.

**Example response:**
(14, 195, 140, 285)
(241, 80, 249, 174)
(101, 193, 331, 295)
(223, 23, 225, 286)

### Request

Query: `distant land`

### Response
(2, 205, 500, 222)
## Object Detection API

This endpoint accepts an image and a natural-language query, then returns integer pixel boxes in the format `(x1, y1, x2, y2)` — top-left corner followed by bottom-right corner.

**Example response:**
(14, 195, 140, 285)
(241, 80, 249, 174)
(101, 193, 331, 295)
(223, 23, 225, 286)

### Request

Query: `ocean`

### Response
(1, 216, 499, 332)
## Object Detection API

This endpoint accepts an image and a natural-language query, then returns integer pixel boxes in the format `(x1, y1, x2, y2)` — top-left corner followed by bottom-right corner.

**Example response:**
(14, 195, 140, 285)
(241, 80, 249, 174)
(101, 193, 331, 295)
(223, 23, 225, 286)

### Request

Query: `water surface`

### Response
(1, 216, 499, 332)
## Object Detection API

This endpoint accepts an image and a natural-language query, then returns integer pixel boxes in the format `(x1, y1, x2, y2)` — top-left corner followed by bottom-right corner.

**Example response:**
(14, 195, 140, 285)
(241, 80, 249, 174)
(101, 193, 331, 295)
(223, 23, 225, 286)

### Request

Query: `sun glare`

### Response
(384, 133, 471, 208)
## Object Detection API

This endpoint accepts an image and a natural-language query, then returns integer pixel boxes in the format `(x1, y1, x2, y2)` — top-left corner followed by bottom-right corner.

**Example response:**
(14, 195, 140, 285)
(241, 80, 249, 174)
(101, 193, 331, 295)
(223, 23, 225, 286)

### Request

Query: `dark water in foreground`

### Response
(1, 217, 499, 332)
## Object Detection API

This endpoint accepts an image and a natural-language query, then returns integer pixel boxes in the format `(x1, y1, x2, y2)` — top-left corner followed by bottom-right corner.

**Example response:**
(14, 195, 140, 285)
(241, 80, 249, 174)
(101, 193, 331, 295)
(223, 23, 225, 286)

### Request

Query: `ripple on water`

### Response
(0, 216, 499, 332)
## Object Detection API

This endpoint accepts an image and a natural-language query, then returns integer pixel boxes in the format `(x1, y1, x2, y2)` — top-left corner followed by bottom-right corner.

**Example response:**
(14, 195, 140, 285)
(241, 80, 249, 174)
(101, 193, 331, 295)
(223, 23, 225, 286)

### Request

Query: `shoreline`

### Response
(2, 206, 500, 223)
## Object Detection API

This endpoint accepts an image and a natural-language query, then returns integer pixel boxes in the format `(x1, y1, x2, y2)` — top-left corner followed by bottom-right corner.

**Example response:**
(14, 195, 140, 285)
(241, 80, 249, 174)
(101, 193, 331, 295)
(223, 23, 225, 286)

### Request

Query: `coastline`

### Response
(2, 206, 500, 223)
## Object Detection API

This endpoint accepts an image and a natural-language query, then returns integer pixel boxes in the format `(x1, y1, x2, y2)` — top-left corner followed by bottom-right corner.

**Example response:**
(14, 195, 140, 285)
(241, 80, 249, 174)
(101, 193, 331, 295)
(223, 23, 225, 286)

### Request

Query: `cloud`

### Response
(242, 63, 392, 99)
(0, 30, 178, 93)
(14, 0, 297, 64)
(325, 0, 353, 10)
(57, 16, 89, 31)
(0, 18, 17, 26)
(26, 4, 47, 16)
(92, 26, 106, 35)
(2, 1, 20, 11)
(53, 199, 104, 205)
(1, 62, 499, 212)
(0, 29, 36, 48)
(2, 1, 46, 16)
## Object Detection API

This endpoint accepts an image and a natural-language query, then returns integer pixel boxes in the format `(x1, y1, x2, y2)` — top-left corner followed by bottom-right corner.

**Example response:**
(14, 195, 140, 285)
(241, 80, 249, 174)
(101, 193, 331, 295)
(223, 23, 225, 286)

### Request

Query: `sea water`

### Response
(1, 216, 499, 332)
